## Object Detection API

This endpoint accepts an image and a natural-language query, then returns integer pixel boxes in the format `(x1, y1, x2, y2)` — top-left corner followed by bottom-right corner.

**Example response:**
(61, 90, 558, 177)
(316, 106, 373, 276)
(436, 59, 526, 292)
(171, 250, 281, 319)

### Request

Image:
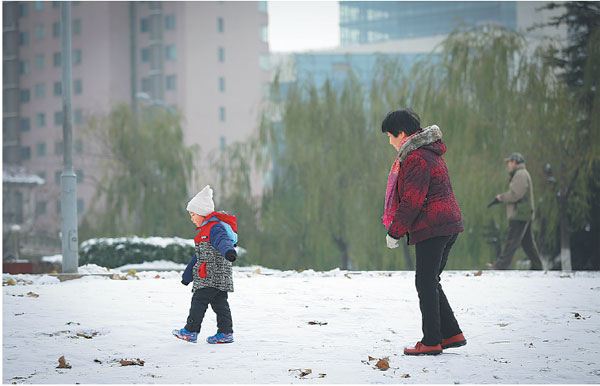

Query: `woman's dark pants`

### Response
(185, 287, 233, 334)
(414, 233, 462, 346)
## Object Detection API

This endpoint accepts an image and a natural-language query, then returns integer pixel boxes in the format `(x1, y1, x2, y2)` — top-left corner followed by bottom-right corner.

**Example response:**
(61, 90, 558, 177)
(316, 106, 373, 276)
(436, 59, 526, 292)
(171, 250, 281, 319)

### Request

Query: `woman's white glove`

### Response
(386, 234, 400, 249)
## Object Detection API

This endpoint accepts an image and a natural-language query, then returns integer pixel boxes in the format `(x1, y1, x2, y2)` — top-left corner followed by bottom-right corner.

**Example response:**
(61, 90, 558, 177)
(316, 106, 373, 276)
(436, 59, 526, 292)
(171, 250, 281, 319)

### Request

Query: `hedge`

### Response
(79, 237, 195, 269)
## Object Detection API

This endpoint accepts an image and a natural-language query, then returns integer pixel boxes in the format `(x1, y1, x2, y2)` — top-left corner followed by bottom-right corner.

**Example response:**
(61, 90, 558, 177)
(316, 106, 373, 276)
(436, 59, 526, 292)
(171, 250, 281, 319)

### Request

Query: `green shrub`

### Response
(79, 237, 195, 269)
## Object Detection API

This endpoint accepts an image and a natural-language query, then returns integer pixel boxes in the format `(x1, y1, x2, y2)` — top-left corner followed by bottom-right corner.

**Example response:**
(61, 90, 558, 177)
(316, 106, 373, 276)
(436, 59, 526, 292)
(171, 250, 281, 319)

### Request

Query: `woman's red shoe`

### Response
(404, 341, 443, 356)
(442, 333, 467, 349)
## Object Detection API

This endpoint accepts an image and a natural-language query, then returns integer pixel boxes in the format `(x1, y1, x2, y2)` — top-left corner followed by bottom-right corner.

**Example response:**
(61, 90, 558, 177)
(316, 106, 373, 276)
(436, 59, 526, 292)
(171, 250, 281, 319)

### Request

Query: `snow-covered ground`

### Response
(3, 267, 600, 384)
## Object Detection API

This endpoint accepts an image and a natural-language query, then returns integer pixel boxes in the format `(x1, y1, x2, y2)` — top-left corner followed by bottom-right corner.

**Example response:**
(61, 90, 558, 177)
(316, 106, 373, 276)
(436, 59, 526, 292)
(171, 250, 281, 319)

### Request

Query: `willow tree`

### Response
(79, 104, 199, 239)
(402, 25, 598, 269)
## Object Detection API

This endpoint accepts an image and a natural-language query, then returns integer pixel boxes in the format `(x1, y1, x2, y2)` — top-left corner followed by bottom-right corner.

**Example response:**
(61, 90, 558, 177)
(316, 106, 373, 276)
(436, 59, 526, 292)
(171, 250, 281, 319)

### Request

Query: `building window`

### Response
(165, 14, 175, 30)
(36, 201, 47, 215)
(35, 54, 45, 70)
(259, 54, 269, 70)
(77, 199, 84, 213)
(19, 3, 29, 18)
(140, 18, 149, 33)
(258, 1, 267, 13)
(34, 24, 44, 40)
(36, 142, 46, 157)
(76, 169, 84, 184)
(74, 109, 83, 125)
(74, 79, 82, 95)
(218, 47, 225, 62)
(72, 19, 81, 35)
(19, 31, 29, 46)
(219, 77, 225, 92)
(75, 139, 83, 155)
(54, 111, 63, 126)
(34, 1, 44, 11)
(53, 52, 61, 67)
(36, 112, 46, 128)
(53, 22, 60, 38)
(20, 60, 30, 75)
(218, 17, 224, 33)
(165, 45, 176, 61)
(35, 83, 45, 99)
(52, 2, 60, 9)
(260, 25, 268, 43)
(55, 170, 61, 184)
(141, 77, 152, 93)
(141, 48, 150, 63)
(219, 106, 226, 122)
(21, 118, 31, 132)
(55, 141, 63, 155)
(37, 171, 46, 181)
(21, 146, 31, 161)
(166, 75, 177, 91)
(73, 49, 82, 65)
(56, 200, 61, 214)
(54, 81, 62, 96)
(20, 89, 30, 103)
(220, 136, 226, 151)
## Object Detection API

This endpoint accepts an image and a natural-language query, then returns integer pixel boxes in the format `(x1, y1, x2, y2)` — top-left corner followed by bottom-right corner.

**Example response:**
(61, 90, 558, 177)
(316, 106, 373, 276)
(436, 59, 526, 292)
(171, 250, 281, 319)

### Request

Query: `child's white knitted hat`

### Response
(186, 185, 214, 216)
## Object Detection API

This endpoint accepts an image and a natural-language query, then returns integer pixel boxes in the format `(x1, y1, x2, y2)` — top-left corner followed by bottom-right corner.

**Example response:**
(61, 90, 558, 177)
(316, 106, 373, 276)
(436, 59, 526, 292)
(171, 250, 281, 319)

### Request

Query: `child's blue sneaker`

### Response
(172, 328, 198, 343)
(206, 332, 234, 344)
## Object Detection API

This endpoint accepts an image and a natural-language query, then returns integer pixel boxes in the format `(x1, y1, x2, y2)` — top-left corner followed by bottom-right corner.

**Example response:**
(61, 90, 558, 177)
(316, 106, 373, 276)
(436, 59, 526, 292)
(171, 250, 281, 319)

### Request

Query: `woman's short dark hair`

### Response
(381, 109, 421, 137)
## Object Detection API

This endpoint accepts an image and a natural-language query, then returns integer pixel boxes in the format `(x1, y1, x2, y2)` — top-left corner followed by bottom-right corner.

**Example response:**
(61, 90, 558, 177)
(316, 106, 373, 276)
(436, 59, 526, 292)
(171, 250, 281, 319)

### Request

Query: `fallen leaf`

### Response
(289, 368, 312, 378)
(127, 269, 137, 276)
(401, 373, 411, 378)
(66, 322, 80, 326)
(57, 356, 71, 369)
(120, 358, 145, 366)
(474, 270, 483, 276)
(341, 307, 350, 310)
(154, 275, 161, 279)
(27, 292, 39, 297)
(94, 359, 102, 364)
(375, 358, 390, 371)
(49, 270, 58, 274)
(368, 356, 376, 361)
(253, 268, 261, 274)
(318, 373, 326, 378)
(529, 343, 535, 348)
(560, 274, 570, 278)
(344, 273, 352, 279)
(308, 321, 328, 326)
(5, 279, 16, 286)
(465, 273, 471, 277)
(497, 323, 509, 327)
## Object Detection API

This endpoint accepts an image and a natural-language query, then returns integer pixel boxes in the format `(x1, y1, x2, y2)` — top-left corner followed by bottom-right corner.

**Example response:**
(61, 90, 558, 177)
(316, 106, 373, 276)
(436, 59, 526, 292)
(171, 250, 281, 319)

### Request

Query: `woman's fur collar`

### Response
(397, 125, 443, 162)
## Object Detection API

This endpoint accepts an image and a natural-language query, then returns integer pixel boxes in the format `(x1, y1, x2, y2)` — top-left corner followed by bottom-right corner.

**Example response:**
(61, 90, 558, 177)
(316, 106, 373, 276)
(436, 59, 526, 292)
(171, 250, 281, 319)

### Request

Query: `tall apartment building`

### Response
(339, 1, 566, 46)
(3, 1, 269, 254)
(271, 2, 566, 93)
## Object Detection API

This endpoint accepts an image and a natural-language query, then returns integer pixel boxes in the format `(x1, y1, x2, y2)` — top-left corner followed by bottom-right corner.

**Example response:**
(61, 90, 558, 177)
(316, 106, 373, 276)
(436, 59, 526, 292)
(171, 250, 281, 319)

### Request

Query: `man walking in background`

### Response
(488, 153, 544, 270)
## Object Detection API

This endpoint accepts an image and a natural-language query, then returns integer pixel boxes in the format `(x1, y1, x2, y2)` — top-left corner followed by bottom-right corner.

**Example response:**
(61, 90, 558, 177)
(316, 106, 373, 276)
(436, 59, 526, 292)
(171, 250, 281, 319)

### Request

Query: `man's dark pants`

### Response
(185, 287, 233, 334)
(415, 233, 462, 347)
(495, 220, 543, 270)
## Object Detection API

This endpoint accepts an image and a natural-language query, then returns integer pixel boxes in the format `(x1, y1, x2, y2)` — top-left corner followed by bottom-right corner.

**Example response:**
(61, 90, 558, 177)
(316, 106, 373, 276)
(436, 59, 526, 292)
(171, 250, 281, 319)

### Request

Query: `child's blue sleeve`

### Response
(210, 223, 237, 262)
(182, 254, 196, 285)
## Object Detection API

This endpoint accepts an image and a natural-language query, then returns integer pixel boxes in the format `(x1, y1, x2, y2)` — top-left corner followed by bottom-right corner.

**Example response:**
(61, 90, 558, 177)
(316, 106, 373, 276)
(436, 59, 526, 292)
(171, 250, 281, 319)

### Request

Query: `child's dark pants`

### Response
(414, 233, 462, 346)
(185, 287, 233, 334)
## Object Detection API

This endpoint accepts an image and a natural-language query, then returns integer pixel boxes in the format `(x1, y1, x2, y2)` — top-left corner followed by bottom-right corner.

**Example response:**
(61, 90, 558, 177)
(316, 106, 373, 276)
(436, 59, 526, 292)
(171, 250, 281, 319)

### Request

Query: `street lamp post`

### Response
(60, 2, 79, 273)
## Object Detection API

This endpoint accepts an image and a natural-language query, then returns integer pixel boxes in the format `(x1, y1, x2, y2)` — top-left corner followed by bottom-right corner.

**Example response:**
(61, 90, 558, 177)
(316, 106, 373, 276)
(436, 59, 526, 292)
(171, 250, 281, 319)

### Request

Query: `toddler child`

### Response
(172, 185, 238, 344)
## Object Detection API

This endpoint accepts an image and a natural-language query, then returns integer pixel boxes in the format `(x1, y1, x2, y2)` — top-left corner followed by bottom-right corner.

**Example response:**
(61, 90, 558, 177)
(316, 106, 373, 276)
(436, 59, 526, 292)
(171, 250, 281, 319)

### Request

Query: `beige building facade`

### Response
(3, 1, 269, 252)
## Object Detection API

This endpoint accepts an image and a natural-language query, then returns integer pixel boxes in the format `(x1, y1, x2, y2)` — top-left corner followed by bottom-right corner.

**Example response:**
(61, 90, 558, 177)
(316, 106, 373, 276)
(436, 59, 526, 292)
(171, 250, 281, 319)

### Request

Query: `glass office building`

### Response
(340, 1, 517, 46)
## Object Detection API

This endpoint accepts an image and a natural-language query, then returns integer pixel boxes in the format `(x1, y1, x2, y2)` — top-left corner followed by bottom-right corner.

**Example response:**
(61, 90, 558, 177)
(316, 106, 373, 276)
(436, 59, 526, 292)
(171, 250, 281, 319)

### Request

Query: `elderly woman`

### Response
(381, 109, 466, 356)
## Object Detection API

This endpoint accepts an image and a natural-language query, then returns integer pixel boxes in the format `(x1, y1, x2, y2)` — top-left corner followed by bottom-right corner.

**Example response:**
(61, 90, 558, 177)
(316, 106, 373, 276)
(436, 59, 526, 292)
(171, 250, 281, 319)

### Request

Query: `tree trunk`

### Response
(402, 242, 414, 270)
(558, 194, 572, 271)
(334, 237, 349, 270)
